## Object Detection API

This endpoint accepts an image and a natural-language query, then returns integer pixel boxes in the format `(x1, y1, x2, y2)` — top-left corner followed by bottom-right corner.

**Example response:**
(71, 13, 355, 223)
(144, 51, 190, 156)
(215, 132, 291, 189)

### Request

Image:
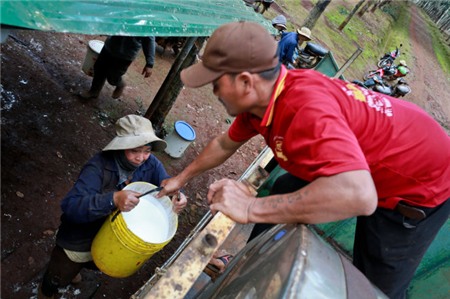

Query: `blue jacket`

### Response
(56, 151, 170, 251)
(277, 32, 298, 65)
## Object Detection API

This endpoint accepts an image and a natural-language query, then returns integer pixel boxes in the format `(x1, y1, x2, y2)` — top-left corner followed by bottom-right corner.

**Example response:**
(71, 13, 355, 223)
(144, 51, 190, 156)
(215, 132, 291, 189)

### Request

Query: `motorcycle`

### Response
(364, 63, 409, 82)
(352, 75, 411, 98)
(289, 42, 329, 69)
(377, 44, 402, 68)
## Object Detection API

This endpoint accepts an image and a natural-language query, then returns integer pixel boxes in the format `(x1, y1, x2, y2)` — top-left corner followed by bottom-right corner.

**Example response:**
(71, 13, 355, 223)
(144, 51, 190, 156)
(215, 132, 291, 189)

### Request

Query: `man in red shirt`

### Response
(158, 21, 450, 299)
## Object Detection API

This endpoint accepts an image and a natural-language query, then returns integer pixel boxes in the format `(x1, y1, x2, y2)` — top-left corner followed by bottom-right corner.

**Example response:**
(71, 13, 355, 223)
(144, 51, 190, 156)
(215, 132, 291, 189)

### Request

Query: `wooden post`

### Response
(144, 37, 206, 136)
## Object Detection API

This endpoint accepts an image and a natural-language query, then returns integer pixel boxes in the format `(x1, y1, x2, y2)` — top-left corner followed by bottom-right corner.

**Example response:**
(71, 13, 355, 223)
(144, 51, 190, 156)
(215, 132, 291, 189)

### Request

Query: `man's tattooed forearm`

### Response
(258, 189, 309, 208)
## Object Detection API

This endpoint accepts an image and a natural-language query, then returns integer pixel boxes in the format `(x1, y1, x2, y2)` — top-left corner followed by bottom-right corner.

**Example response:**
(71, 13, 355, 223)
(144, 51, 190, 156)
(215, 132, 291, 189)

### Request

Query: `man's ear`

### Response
(236, 72, 254, 93)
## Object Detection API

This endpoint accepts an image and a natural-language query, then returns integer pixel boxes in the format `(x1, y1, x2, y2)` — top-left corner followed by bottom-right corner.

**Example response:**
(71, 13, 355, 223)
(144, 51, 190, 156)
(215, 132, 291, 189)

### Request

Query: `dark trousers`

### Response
(40, 245, 98, 297)
(90, 49, 131, 93)
(248, 172, 450, 299)
(248, 173, 309, 241)
(353, 198, 450, 299)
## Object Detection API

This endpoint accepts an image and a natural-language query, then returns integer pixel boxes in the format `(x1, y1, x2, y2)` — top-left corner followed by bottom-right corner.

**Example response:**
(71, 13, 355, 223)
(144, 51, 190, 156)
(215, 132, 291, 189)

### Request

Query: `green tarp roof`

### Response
(1, 0, 276, 36)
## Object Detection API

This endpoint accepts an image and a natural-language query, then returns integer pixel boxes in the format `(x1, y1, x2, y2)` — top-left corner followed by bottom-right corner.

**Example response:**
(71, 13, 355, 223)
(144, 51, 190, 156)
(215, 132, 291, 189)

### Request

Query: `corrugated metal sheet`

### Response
(0, 0, 276, 36)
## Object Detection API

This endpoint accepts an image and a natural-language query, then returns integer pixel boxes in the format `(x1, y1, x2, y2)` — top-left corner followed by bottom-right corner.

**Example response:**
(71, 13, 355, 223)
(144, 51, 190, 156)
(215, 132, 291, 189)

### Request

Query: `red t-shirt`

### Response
(229, 66, 450, 209)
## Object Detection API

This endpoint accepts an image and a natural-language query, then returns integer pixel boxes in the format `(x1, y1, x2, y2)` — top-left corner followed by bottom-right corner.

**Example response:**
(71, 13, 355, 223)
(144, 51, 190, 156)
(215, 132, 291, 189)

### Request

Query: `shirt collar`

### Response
(261, 65, 288, 127)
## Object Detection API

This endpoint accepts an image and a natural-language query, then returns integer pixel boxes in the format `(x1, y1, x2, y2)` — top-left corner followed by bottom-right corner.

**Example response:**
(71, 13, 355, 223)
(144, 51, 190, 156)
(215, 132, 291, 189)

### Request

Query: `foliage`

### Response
(379, 2, 413, 67)
(322, 2, 396, 79)
(338, 6, 349, 16)
(263, 0, 447, 79)
(325, 5, 347, 28)
(381, 3, 402, 19)
(419, 8, 450, 75)
(266, 0, 309, 31)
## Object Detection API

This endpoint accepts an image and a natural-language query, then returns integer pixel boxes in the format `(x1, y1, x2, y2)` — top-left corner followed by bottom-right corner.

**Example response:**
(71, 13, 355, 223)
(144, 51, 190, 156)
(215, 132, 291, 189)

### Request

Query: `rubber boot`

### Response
(112, 80, 126, 99)
(80, 77, 105, 100)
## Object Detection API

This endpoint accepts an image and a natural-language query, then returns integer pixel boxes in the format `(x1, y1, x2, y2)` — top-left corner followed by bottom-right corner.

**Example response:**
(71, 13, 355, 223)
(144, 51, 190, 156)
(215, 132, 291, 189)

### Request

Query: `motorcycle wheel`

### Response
(393, 85, 411, 97)
(377, 58, 391, 68)
(363, 71, 378, 81)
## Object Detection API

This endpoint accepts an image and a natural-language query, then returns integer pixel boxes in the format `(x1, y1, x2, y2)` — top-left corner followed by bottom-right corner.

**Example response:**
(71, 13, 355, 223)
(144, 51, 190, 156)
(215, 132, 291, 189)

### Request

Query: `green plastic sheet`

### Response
(0, 0, 276, 36)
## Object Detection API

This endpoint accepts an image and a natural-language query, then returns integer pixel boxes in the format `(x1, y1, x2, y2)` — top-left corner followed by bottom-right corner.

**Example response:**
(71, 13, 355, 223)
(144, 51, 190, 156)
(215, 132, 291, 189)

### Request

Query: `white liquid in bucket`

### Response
(122, 196, 169, 244)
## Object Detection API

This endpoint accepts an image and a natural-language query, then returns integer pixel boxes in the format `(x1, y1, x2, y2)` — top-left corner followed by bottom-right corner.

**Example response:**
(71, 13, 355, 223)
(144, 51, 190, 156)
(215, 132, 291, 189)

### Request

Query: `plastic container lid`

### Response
(174, 121, 196, 141)
(88, 40, 104, 54)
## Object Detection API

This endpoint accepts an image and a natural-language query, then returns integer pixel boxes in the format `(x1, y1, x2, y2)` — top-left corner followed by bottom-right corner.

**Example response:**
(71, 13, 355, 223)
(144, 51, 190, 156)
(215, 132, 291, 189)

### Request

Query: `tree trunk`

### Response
(416, 0, 450, 32)
(145, 37, 206, 136)
(301, 0, 331, 30)
(338, 0, 366, 31)
(370, 0, 381, 12)
(357, 0, 372, 17)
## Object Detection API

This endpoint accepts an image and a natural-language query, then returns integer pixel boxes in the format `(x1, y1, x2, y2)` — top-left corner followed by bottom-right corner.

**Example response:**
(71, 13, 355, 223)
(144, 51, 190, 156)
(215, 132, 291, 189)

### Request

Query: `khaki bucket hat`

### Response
(103, 115, 167, 152)
(296, 27, 312, 40)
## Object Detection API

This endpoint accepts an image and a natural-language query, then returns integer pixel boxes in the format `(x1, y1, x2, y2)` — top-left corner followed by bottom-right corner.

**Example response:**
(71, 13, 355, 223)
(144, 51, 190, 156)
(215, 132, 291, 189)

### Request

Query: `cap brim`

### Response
(103, 134, 167, 152)
(299, 34, 311, 41)
(181, 61, 225, 88)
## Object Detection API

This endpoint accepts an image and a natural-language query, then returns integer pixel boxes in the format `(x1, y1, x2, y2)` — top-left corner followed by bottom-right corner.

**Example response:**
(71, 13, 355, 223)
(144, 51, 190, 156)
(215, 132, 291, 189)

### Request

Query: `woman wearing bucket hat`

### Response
(38, 114, 187, 299)
(278, 26, 312, 67)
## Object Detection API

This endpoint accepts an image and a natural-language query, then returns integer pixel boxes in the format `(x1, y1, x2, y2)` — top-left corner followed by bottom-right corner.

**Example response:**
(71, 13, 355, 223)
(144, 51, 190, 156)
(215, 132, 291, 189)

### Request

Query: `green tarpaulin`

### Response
(0, 0, 275, 36)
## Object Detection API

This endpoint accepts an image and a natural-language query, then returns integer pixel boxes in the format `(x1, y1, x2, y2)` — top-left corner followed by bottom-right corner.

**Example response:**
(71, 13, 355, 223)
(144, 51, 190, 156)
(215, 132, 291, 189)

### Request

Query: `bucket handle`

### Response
(110, 186, 163, 222)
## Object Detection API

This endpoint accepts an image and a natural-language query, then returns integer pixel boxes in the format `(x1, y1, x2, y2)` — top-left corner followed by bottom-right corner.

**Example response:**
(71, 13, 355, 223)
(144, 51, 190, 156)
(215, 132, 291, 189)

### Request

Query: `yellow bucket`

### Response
(91, 182, 178, 278)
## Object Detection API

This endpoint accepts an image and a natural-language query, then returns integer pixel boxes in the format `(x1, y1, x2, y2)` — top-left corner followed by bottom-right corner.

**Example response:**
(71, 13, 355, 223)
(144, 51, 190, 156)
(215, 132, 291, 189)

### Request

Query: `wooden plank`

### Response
(139, 212, 235, 299)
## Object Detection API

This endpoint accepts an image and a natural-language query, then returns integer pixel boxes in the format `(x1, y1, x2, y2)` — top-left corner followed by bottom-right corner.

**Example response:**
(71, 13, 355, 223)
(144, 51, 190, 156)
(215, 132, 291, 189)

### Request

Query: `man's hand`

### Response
(207, 179, 257, 224)
(142, 66, 153, 78)
(156, 176, 186, 198)
(113, 190, 140, 212)
(171, 192, 188, 214)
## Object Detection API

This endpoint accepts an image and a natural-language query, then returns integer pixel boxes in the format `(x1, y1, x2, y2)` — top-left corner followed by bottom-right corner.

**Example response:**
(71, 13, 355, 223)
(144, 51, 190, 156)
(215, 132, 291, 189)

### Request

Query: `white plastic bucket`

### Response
(82, 40, 104, 77)
(164, 121, 196, 158)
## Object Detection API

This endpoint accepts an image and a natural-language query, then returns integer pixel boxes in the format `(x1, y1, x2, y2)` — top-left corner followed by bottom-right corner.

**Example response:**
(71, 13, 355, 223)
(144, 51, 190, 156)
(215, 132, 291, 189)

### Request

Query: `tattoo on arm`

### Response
(276, 189, 308, 206)
(258, 188, 309, 208)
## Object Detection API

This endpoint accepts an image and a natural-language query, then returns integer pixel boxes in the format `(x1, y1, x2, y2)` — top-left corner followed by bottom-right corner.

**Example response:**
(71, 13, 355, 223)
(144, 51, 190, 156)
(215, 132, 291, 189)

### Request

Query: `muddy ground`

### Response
(1, 3, 449, 299)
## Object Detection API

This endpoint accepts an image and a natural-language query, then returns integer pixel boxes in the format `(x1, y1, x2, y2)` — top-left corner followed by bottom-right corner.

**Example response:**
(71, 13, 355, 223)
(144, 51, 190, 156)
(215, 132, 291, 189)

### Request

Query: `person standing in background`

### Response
(80, 36, 155, 100)
(254, 0, 274, 14)
(271, 15, 288, 40)
(278, 27, 311, 66)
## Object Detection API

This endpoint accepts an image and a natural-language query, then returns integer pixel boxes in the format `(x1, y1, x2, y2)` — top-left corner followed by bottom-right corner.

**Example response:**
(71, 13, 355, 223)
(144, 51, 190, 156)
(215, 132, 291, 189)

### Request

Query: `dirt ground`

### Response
(1, 4, 449, 299)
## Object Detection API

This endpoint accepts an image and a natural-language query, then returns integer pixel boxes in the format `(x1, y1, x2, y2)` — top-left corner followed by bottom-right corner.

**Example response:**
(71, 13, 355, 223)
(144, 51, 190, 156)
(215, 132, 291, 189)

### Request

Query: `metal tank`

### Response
(197, 224, 387, 299)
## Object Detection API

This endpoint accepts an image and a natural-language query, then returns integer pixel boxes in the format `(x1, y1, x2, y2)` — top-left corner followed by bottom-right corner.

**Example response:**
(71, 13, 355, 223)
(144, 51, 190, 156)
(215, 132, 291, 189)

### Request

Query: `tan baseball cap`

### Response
(181, 21, 279, 88)
(103, 115, 167, 152)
